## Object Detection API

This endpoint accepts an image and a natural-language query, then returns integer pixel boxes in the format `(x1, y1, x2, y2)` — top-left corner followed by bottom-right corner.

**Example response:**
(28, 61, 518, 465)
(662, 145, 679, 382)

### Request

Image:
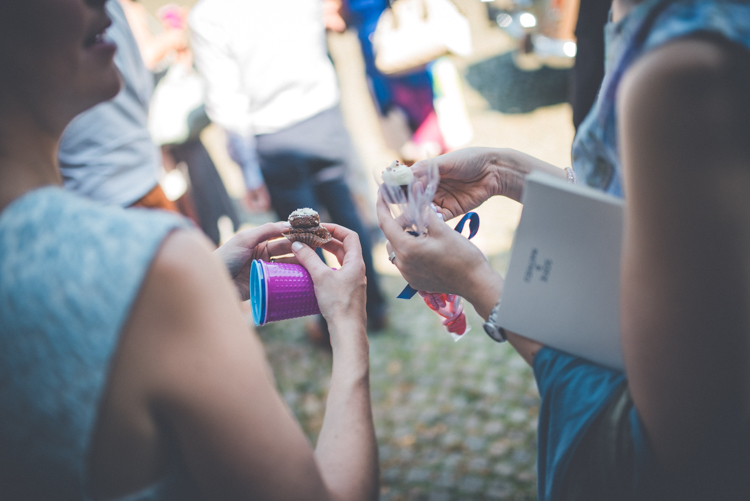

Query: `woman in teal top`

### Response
(379, 0, 750, 499)
(0, 1, 378, 499)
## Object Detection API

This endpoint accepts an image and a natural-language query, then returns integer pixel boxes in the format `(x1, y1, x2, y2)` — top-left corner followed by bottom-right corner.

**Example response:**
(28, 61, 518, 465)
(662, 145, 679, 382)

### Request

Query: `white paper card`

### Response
(498, 171, 625, 370)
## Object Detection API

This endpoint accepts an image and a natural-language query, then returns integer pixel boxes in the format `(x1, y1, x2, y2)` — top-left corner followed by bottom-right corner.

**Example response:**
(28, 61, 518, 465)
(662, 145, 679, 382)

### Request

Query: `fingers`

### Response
(320, 223, 363, 267)
(424, 208, 453, 237)
(431, 202, 456, 221)
(321, 238, 346, 266)
(291, 241, 330, 278)
(385, 241, 397, 266)
(320, 223, 353, 244)
(376, 192, 411, 245)
(265, 236, 293, 257)
(410, 157, 437, 179)
(232, 222, 289, 249)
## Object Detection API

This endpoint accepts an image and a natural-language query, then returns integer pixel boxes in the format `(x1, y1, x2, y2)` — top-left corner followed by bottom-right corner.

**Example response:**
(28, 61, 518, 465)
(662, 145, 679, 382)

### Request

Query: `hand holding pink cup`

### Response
(250, 260, 320, 326)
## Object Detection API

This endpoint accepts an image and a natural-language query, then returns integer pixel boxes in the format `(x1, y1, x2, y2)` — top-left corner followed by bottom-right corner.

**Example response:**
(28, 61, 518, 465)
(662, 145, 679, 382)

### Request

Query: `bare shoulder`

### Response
(619, 36, 750, 159)
(621, 35, 750, 96)
(116, 228, 269, 403)
(148, 227, 230, 295)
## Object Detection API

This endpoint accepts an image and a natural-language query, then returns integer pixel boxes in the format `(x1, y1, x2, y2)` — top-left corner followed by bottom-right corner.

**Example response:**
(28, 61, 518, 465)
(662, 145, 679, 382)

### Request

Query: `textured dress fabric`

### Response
(536, 1, 750, 500)
(0, 187, 201, 500)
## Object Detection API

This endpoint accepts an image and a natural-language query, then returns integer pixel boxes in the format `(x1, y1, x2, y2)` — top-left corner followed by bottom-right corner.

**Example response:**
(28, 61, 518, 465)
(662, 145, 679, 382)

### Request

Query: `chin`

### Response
(82, 69, 122, 110)
(101, 69, 123, 101)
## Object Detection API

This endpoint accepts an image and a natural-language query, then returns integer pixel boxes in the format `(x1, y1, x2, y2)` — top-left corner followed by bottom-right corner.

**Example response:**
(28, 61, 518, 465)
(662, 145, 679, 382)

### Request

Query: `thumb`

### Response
(291, 241, 329, 278)
(425, 208, 452, 237)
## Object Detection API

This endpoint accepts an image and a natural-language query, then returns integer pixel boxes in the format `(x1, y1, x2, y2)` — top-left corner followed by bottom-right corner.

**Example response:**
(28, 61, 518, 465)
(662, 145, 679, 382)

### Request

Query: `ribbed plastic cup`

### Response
(250, 260, 320, 326)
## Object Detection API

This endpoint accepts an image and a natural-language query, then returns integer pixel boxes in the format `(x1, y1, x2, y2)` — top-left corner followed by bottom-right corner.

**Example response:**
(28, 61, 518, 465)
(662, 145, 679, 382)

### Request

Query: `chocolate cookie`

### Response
(283, 208, 332, 248)
(288, 207, 320, 229)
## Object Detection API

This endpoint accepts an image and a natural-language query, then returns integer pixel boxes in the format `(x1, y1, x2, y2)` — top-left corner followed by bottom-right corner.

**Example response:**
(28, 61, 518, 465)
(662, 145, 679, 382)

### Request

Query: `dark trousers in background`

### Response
(256, 105, 386, 319)
(170, 139, 240, 245)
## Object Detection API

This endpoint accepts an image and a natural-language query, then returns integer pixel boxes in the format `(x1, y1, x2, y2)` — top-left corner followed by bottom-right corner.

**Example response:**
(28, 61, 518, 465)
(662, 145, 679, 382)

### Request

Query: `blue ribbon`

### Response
(397, 212, 480, 299)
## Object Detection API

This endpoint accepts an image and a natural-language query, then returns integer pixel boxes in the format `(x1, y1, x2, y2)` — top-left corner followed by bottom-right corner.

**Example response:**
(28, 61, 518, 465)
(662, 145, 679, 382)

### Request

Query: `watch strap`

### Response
(483, 298, 507, 343)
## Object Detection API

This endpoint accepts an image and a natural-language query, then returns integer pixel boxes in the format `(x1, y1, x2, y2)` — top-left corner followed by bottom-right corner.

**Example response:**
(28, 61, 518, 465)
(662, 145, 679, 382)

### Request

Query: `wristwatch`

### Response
(482, 298, 507, 343)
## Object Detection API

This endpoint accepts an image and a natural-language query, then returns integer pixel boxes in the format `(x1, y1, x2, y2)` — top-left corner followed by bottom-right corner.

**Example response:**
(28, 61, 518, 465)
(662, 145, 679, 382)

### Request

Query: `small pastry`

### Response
(382, 160, 413, 198)
(283, 208, 332, 248)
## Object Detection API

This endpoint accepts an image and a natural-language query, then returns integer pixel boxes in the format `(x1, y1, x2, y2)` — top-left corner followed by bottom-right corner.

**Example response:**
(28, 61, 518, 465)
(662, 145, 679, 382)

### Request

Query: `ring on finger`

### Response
(388, 251, 396, 264)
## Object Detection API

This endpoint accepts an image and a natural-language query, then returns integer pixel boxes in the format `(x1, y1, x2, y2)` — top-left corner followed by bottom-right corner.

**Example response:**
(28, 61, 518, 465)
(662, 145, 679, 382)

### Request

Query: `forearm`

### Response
(314, 320, 378, 501)
(490, 149, 567, 203)
(499, 148, 565, 179)
(140, 34, 182, 70)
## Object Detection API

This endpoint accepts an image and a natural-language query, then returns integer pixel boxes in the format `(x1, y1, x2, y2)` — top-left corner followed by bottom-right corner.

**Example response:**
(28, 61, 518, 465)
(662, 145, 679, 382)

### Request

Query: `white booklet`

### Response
(497, 171, 625, 370)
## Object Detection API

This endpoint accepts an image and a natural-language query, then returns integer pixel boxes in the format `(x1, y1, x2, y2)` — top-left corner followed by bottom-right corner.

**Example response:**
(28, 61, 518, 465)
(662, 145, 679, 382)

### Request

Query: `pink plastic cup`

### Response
(250, 260, 320, 326)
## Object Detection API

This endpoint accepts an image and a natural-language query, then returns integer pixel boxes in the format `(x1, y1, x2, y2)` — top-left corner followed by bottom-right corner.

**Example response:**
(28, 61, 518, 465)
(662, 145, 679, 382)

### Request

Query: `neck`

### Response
(0, 105, 63, 213)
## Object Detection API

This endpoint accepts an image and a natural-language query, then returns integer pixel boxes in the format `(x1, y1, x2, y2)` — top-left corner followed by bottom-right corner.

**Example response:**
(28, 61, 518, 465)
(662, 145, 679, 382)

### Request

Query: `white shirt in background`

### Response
(189, 0, 340, 189)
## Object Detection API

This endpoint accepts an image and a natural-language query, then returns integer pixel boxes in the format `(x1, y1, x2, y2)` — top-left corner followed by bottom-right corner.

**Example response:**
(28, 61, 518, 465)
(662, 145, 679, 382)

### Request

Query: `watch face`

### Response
(483, 322, 505, 343)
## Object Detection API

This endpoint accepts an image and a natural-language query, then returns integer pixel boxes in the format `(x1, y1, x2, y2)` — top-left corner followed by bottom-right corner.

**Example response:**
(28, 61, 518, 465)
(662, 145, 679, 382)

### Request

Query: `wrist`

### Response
(461, 263, 503, 319)
(327, 315, 367, 342)
(487, 148, 527, 201)
(328, 318, 370, 372)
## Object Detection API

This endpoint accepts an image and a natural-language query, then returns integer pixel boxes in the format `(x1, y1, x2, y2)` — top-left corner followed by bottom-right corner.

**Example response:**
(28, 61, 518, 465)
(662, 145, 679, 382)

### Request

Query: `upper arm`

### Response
(112, 230, 331, 500)
(617, 37, 750, 471)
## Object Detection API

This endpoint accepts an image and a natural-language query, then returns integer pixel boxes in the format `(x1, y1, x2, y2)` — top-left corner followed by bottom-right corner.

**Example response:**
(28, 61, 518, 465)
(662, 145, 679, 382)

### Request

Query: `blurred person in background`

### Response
(121, 0, 241, 245)
(58, 0, 184, 212)
(571, 0, 611, 130)
(340, 0, 448, 162)
(190, 0, 389, 334)
(379, 0, 750, 499)
(0, 0, 379, 498)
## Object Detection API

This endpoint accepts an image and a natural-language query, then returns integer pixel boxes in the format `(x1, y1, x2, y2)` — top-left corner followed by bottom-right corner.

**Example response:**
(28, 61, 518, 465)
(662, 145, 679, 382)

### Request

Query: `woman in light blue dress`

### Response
(0, 1, 378, 499)
(379, 0, 750, 499)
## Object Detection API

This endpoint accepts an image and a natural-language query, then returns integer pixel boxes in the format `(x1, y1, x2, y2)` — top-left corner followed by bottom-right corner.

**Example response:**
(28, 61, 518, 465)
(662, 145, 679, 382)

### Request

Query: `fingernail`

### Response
(291, 241, 304, 252)
(282, 221, 291, 228)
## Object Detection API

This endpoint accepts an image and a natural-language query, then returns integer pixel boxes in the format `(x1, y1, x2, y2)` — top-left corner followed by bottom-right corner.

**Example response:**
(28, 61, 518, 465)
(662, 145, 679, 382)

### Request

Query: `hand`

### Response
(323, 0, 346, 33)
(243, 184, 272, 213)
(163, 28, 188, 52)
(291, 224, 367, 341)
(323, 0, 347, 32)
(213, 222, 292, 301)
(412, 147, 565, 220)
(376, 193, 501, 302)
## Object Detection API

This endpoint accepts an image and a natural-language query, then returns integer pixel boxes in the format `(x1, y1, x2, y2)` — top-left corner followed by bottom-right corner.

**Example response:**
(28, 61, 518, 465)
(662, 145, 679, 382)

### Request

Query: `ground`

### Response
(143, 1, 576, 498)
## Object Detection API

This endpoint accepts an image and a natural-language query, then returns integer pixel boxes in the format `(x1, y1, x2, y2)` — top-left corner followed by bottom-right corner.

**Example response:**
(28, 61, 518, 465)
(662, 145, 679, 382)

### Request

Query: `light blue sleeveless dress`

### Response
(0, 187, 202, 500)
(533, 1, 750, 500)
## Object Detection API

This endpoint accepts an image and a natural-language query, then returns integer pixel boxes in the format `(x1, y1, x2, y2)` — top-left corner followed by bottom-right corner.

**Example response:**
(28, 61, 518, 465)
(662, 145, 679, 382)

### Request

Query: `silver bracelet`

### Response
(564, 166, 576, 184)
